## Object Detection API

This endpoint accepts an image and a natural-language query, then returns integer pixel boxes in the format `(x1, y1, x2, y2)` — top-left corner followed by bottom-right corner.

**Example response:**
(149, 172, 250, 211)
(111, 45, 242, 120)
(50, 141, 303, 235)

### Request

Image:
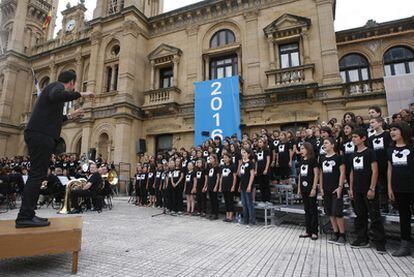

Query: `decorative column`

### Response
(267, 35, 275, 69)
(150, 60, 155, 89)
(50, 64, 57, 82)
(111, 64, 117, 91)
(204, 55, 210, 80)
(88, 30, 103, 93)
(173, 56, 179, 87)
(75, 56, 83, 92)
(80, 122, 92, 156)
(301, 29, 311, 64)
(113, 117, 132, 164)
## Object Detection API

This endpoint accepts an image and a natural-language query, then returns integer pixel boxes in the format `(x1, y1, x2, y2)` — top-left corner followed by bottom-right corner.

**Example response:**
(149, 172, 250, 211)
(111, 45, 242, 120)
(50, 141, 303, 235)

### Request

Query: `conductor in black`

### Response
(15, 70, 95, 228)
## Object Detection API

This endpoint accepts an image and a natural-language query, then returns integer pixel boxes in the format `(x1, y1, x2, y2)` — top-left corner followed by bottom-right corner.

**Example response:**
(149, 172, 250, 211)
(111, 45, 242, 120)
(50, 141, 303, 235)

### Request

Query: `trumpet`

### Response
(58, 178, 87, 214)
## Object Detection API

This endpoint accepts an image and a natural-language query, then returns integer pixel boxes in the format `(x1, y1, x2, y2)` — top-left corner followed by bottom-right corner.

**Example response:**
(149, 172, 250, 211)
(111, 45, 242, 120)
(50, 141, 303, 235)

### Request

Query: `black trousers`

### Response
(301, 191, 318, 235)
(155, 187, 163, 207)
(140, 185, 147, 205)
(196, 190, 207, 213)
(353, 192, 386, 244)
(17, 131, 54, 220)
(166, 186, 174, 211)
(256, 174, 270, 202)
(223, 191, 234, 212)
(70, 189, 102, 211)
(395, 192, 414, 241)
(173, 185, 183, 212)
(208, 191, 218, 216)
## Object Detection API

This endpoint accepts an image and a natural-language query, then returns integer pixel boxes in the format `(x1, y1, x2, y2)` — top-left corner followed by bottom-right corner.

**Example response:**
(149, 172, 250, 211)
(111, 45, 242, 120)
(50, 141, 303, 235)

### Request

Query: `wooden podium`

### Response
(0, 217, 83, 274)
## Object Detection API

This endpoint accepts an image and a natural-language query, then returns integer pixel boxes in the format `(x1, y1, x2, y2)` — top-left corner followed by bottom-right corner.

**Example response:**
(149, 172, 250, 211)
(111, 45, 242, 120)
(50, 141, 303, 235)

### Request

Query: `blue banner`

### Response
(194, 76, 241, 145)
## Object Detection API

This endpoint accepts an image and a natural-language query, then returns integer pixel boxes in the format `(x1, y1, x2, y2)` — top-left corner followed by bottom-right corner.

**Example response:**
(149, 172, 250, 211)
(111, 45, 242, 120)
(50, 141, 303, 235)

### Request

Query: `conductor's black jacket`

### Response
(26, 82, 81, 139)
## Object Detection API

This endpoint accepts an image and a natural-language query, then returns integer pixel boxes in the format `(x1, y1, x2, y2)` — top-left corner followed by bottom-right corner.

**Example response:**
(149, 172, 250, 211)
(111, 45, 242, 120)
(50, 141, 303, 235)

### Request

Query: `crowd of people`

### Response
(131, 105, 414, 257)
(1, 105, 414, 256)
(0, 153, 114, 213)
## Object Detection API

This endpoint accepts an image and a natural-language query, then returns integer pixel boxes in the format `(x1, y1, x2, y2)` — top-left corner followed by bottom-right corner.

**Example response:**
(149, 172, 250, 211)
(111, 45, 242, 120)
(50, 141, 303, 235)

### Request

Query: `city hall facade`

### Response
(0, 0, 413, 166)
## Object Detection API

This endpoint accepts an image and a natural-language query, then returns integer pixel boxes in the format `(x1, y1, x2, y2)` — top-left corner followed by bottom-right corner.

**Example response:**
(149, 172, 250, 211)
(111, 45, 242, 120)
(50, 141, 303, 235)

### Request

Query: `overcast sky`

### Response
(56, 0, 413, 35)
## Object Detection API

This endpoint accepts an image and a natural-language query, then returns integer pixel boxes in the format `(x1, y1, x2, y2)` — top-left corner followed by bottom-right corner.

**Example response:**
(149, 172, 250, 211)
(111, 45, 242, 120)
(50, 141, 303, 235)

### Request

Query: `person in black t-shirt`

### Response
(368, 117, 391, 213)
(276, 132, 293, 184)
(184, 161, 196, 215)
(171, 159, 184, 214)
(349, 128, 386, 253)
(69, 163, 102, 214)
(195, 159, 207, 217)
(204, 154, 220, 220)
(255, 138, 271, 203)
(146, 167, 156, 207)
(387, 121, 414, 257)
(297, 142, 319, 240)
(133, 164, 143, 206)
(219, 153, 237, 222)
(239, 148, 256, 225)
(153, 163, 163, 208)
(340, 123, 356, 184)
(140, 165, 148, 206)
(319, 137, 346, 245)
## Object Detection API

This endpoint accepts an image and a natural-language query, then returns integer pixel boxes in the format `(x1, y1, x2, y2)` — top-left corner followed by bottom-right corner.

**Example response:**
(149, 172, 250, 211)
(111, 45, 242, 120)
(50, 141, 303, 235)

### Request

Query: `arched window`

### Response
(339, 54, 370, 83)
(383, 46, 414, 76)
(210, 29, 235, 48)
(105, 41, 120, 92)
(40, 77, 50, 89)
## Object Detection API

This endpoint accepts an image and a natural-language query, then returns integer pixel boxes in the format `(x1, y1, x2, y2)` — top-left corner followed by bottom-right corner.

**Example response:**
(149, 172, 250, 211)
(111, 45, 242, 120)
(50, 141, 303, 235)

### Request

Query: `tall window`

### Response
(339, 54, 370, 83)
(384, 46, 414, 76)
(210, 29, 235, 48)
(279, 43, 300, 68)
(210, 54, 238, 80)
(159, 67, 173, 88)
(106, 66, 113, 92)
(156, 134, 173, 155)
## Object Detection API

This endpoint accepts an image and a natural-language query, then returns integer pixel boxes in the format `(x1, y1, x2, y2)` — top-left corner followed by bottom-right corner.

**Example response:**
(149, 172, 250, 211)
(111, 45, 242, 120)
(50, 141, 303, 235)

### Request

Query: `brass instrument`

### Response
(58, 178, 87, 214)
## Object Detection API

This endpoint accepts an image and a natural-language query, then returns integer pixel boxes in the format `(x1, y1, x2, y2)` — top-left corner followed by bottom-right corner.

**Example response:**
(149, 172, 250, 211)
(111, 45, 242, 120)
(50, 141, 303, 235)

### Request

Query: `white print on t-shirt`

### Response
(300, 165, 308, 176)
(220, 159, 224, 166)
(373, 137, 384, 150)
(207, 157, 211, 164)
(182, 160, 187, 168)
(216, 148, 220, 154)
(232, 156, 236, 163)
(278, 144, 285, 153)
(185, 174, 191, 182)
(344, 141, 355, 154)
(196, 171, 202, 179)
(392, 149, 410, 166)
(156, 172, 161, 178)
(368, 128, 375, 138)
(257, 151, 264, 161)
(173, 171, 180, 178)
(320, 146, 326, 155)
(353, 156, 364, 170)
(148, 173, 153, 178)
(161, 173, 166, 180)
(136, 175, 141, 180)
(222, 168, 231, 177)
(240, 163, 249, 175)
(322, 160, 336, 173)
(273, 140, 280, 147)
(203, 151, 208, 157)
(140, 174, 145, 179)
(209, 168, 214, 177)
(168, 172, 172, 178)
(302, 181, 308, 187)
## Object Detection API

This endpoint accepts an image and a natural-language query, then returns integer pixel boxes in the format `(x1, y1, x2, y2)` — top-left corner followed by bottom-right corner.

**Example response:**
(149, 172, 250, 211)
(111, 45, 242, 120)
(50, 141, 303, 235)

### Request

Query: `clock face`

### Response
(66, 19, 76, 32)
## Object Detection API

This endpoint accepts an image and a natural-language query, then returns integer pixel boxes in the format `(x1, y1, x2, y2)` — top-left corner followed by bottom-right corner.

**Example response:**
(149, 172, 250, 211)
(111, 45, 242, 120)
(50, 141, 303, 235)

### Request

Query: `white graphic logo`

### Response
(257, 151, 264, 161)
(185, 174, 191, 182)
(345, 141, 355, 154)
(353, 156, 364, 170)
(278, 144, 285, 153)
(196, 171, 202, 179)
(300, 165, 308, 176)
(373, 137, 384, 150)
(209, 168, 214, 177)
(222, 168, 231, 177)
(302, 181, 308, 187)
(392, 149, 410, 166)
(322, 160, 336, 173)
(240, 163, 249, 175)
(173, 171, 180, 178)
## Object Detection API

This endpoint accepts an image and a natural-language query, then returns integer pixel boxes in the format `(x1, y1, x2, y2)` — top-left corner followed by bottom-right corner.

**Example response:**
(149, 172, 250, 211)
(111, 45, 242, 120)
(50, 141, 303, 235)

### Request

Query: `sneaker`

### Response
(350, 239, 370, 249)
(328, 233, 339, 244)
(336, 236, 346, 246)
(376, 244, 387, 255)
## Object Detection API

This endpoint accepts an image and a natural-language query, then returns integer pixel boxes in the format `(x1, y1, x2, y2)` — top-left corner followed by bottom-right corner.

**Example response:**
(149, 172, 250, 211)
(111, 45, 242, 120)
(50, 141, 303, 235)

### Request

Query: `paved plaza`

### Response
(1, 197, 414, 277)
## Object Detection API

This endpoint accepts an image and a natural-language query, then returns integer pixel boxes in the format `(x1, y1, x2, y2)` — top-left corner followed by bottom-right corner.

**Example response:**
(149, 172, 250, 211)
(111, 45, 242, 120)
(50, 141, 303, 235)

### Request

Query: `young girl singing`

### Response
(219, 153, 237, 222)
(184, 161, 196, 215)
(239, 148, 256, 225)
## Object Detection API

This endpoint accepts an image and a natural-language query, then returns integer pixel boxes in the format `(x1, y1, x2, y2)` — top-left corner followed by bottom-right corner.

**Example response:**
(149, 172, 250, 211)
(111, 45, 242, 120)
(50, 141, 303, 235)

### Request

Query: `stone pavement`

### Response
(0, 197, 413, 277)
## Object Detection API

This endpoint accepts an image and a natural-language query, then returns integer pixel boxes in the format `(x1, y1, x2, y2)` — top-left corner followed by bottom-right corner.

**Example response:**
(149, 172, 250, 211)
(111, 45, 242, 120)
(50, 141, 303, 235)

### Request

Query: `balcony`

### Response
(342, 78, 385, 97)
(28, 0, 52, 15)
(142, 86, 181, 116)
(265, 64, 316, 89)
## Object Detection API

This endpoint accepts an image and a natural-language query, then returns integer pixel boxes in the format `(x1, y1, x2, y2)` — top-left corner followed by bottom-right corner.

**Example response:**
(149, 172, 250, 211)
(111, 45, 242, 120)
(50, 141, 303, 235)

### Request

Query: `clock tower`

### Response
(60, 1, 87, 37)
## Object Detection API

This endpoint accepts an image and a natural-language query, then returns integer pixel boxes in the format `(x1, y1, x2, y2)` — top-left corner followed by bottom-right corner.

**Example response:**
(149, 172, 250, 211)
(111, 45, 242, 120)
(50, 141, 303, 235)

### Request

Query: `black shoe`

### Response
(350, 239, 370, 249)
(68, 209, 81, 214)
(15, 217, 51, 228)
(34, 215, 49, 222)
(328, 233, 339, 244)
(375, 244, 387, 254)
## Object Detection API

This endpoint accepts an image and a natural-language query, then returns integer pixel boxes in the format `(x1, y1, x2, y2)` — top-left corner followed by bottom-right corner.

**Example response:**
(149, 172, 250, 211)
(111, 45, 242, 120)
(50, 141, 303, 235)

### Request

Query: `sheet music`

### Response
(57, 176, 70, 186)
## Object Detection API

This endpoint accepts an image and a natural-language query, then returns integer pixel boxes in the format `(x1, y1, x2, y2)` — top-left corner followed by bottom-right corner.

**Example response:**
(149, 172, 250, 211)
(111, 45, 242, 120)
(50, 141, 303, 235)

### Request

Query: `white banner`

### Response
(384, 74, 414, 115)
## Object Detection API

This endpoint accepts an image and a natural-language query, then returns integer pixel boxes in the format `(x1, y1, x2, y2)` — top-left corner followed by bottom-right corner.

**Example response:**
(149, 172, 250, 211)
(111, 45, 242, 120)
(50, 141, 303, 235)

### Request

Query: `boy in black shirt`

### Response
(349, 128, 386, 254)
(368, 117, 391, 213)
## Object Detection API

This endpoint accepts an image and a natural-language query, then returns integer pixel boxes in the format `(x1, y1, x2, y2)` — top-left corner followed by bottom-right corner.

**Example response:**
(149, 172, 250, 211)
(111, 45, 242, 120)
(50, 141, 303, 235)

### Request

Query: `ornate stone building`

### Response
(0, 0, 413, 168)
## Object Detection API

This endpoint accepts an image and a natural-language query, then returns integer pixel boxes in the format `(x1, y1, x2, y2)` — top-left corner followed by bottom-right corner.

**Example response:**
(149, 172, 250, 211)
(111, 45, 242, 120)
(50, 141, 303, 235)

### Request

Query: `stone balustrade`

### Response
(142, 86, 181, 115)
(342, 78, 385, 96)
(265, 64, 315, 88)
